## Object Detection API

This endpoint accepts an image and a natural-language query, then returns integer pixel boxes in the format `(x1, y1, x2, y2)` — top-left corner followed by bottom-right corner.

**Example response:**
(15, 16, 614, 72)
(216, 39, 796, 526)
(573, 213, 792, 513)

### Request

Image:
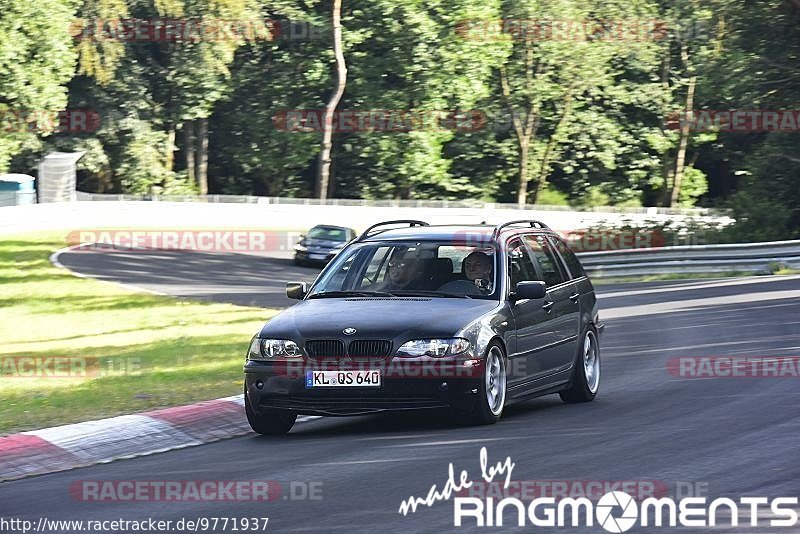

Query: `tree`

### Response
(208, 7, 330, 197)
(329, 0, 507, 199)
(0, 0, 78, 172)
(316, 0, 346, 199)
(648, 0, 721, 207)
(495, 0, 662, 206)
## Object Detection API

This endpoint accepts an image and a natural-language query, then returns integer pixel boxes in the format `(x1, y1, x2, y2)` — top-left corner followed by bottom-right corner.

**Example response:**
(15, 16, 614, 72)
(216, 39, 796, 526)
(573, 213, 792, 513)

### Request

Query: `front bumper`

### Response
(244, 359, 483, 416)
(294, 249, 336, 263)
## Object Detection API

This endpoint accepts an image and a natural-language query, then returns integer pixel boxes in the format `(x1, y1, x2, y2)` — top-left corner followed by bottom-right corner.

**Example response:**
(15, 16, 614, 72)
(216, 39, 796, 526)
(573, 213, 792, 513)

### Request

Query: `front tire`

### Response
(245, 388, 297, 435)
(559, 328, 600, 403)
(466, 343, 507, 425)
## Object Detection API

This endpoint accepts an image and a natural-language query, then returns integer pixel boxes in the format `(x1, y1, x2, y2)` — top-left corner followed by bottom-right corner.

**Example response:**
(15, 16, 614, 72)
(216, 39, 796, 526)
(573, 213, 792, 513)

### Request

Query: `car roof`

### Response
(310, 225, 354, 231)
(359, 224, 559, 242)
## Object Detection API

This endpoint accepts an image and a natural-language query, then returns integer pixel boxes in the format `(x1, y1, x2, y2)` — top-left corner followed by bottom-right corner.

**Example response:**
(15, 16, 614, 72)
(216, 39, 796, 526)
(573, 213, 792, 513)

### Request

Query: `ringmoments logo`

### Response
(595, 491, 638, 532)
(452, 492, 799, 529)
(396, 448, 798, 531)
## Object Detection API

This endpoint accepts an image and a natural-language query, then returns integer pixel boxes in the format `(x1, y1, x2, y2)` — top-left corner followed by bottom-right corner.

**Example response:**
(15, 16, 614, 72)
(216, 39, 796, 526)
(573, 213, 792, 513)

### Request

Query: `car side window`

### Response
(549, 236, 585, 279)
(357, 246, 391, 288)
(524, 235, 567, 287)
(507, 239, 538, 290)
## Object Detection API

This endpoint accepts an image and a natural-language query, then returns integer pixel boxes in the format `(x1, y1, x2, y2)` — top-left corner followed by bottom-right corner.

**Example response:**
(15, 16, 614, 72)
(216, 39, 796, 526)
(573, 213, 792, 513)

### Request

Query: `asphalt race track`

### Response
(56, 249, 320, 308)
(6, 249, 800, 533)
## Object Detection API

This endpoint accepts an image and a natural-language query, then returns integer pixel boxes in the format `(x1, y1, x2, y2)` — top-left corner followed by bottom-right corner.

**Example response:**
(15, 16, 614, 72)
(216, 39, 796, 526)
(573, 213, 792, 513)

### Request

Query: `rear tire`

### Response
(466, 343, 507, 425)
(245, 388, 296, 435)
(559, 328, 600, 403)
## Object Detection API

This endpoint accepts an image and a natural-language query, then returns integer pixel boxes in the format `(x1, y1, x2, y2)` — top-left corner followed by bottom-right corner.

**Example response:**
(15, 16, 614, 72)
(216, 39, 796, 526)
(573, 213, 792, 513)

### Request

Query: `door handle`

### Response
(542, 301, 554, 312)
(569, 292, 580, 303)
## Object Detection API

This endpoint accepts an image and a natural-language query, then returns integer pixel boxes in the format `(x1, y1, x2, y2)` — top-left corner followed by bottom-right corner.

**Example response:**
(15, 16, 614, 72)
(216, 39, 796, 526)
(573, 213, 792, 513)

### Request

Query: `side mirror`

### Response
(286, 281, 308, 300)
(512, 281, 546, 301)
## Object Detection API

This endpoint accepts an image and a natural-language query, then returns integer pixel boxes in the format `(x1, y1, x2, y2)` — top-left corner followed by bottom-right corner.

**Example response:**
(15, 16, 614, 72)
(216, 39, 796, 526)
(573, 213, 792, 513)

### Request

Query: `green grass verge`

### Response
(0, 232, 278, 435)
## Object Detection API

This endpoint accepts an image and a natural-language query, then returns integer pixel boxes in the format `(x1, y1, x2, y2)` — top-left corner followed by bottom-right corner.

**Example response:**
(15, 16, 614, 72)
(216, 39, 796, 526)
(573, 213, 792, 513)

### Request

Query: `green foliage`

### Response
(535, 186, 570, 206)
(0, 0, 79, 171)
(574, 186, 611, 208)
(0, 0, 798, 241)
(677, 166, 708, 207)
(116, 119, 175, 193)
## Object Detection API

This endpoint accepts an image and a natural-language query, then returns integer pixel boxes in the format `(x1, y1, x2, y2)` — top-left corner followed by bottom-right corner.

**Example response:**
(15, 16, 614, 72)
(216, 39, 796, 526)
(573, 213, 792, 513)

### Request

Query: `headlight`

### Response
(396, 338, 471, 358)
(293, 243, 307, 252)
(248, 337, 302, 360)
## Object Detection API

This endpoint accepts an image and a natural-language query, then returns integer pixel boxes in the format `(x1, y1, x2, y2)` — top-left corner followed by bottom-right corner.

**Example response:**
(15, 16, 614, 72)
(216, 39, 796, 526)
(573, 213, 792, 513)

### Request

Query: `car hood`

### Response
(303, 238, 343, 249)
(259, 297, 499, 340)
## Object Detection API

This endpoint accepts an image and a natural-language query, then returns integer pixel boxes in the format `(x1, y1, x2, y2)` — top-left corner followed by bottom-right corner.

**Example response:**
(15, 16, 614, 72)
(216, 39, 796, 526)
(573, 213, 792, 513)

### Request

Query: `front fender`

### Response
(457, 303, 513, 359)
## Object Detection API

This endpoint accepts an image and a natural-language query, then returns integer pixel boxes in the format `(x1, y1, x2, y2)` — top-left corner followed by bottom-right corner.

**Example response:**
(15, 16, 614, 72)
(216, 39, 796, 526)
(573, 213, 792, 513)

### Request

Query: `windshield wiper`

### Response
(389, 290, 473, 299)
(308, 290, 396, 299)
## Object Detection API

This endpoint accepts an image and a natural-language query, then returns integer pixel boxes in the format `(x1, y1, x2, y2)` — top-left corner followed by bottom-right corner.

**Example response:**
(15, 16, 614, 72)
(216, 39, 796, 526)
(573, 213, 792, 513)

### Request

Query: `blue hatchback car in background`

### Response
(293, 225, 357, 266)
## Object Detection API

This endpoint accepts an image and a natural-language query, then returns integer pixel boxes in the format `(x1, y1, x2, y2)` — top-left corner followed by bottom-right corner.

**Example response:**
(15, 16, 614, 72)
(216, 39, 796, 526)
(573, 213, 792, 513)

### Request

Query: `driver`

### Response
(383, 251, 423, 290)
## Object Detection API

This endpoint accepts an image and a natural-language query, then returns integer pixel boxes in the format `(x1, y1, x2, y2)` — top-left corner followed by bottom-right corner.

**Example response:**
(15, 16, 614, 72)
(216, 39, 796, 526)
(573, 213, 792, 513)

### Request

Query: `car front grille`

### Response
(304, 339, 392, 358)
(305, 340, 345, 358)
(348, 340, 392, 358)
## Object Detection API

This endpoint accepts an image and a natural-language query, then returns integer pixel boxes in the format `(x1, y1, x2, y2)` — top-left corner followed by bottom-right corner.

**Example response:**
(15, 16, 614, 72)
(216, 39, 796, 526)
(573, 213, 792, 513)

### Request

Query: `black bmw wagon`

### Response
(244, 220, 603, 434)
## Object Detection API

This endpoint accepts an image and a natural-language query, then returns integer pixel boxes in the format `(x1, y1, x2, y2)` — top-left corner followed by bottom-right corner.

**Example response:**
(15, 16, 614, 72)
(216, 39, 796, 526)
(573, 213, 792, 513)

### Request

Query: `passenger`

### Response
(463, 251, 493, 284)
(438, 251, 494, 295)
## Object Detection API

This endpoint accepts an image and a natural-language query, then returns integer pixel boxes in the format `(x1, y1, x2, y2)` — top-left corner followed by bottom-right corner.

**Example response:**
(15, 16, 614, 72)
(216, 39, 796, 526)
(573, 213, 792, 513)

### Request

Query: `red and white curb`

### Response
(0, 395, 319, 482)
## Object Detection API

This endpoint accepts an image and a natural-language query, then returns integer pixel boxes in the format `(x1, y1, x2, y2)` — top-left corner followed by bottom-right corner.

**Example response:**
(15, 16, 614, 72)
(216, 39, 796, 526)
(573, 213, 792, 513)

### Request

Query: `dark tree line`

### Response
(2, 0, 799, 238)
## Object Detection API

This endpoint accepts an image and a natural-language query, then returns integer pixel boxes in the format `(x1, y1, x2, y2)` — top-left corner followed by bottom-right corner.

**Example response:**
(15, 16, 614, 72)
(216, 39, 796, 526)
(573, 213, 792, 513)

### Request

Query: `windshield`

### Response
(306, 226, 350, 241)
(308, 241, 499, 300)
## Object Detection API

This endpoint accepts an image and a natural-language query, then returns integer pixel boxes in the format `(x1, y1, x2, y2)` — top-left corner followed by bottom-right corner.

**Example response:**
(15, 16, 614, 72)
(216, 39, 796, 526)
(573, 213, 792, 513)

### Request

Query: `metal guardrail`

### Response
(576, 240, 800, 277)
(73, 191, 723, 217)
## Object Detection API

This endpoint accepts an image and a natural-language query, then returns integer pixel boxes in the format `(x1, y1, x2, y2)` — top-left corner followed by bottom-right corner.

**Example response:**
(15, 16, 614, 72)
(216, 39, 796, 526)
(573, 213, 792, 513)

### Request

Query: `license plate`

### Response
(309, 253, 327, 260)
(305, 370, 381, 388)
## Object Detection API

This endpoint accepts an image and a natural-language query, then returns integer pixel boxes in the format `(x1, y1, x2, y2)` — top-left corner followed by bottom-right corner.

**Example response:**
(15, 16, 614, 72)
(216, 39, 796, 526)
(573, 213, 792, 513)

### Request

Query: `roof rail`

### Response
(492, 219, 552, 239)
(356, 220, 429, 241)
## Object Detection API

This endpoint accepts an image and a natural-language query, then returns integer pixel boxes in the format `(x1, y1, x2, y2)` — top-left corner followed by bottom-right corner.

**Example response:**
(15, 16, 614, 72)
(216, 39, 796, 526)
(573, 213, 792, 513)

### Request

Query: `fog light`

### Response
(255, 379, 264, 390)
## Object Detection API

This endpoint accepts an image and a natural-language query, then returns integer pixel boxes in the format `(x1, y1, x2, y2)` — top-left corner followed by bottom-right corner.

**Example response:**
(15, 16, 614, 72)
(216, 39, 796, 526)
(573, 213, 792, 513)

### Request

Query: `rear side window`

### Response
(524, 235, 567, 287)
(550, 236, 585, 279)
